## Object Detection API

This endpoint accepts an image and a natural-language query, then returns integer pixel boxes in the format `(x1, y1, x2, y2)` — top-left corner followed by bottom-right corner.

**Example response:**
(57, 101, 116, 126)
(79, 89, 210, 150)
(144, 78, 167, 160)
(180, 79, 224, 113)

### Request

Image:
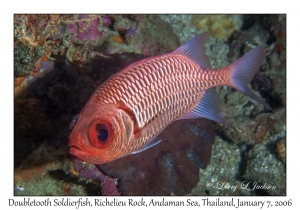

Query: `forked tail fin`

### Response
(228, 46, 271, 110)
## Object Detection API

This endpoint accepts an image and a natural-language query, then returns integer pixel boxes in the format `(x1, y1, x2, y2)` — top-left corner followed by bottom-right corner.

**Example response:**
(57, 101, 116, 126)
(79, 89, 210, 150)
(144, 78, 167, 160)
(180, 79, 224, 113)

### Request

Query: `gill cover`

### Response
(69, 104, 134, 164)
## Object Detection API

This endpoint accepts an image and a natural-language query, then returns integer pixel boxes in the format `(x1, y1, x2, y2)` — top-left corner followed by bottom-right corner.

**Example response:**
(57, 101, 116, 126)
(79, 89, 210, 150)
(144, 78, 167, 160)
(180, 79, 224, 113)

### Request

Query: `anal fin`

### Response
(180, 88, 227, 125)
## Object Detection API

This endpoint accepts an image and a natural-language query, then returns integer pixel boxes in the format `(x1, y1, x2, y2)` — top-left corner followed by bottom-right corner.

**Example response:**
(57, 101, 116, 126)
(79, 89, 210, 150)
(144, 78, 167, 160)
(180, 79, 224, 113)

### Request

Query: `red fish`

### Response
(69, 32, 269, 164)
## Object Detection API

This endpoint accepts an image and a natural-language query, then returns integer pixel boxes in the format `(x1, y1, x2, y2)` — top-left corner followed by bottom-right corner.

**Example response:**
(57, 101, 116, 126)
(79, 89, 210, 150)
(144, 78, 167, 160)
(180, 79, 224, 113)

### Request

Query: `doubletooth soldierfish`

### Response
(69, 32, 270, 164)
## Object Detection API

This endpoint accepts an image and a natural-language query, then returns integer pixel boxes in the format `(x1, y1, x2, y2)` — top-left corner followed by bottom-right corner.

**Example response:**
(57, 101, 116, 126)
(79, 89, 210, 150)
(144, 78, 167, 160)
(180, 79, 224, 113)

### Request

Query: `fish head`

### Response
(69, 104, 134, 164)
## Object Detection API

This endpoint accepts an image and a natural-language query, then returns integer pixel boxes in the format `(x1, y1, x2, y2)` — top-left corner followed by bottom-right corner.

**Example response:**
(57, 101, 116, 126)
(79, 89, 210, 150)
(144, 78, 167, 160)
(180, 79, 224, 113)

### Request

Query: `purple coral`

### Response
(72, 158, 120, 195)
(67, 15, 103, 41)
(125, 26, 137, 37)
(102, 15, 112, 27)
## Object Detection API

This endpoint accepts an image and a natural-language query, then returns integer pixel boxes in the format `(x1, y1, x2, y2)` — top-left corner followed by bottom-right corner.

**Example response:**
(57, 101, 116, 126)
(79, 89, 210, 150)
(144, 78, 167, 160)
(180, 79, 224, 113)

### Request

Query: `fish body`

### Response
(69, 32, 268, 164)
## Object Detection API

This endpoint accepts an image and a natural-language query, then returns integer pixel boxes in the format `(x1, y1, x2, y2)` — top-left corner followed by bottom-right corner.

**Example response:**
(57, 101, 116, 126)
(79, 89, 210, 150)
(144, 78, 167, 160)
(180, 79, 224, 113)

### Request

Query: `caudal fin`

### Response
(229, 46, 271, 109)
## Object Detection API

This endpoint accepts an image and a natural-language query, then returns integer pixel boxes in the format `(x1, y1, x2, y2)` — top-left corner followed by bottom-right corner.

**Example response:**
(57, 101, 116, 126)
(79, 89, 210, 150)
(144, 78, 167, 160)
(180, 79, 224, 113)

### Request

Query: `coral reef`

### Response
(192, 15, 243, 40)
(67, 15, 104, 43)
(15, 162, 55, 182)
(64, 14, 179, 59)
(72, 158, 120, 195)
(14, 14, 179, 78)
(276, 139, 286, 164)
(14, 14, 62, 77)
(244, 143, 286, 195)
(188, 137, 251, 196)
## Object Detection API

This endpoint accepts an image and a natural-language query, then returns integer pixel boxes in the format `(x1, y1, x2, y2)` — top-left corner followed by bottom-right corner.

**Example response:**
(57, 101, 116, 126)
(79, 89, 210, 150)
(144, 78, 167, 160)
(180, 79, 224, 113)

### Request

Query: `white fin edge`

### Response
(131, 139, 162, 154)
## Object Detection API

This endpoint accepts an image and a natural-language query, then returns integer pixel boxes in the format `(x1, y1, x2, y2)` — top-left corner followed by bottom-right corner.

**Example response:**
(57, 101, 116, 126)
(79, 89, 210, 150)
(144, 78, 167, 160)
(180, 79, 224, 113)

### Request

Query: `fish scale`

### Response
(90, 55, 224, 150)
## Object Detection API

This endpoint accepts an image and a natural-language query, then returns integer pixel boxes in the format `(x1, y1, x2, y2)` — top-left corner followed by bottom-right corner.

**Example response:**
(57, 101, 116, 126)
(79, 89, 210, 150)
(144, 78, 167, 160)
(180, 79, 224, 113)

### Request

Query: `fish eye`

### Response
(89, 121, 112, 147)
(97, 126, 109, 142)
(88, 122, 113, 147)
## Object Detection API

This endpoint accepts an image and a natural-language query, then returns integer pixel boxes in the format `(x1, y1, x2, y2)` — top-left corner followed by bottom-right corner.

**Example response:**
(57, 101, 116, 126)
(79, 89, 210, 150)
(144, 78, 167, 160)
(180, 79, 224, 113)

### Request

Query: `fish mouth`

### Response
(69, 145, 102, 164)
(70, 145, 88, 156)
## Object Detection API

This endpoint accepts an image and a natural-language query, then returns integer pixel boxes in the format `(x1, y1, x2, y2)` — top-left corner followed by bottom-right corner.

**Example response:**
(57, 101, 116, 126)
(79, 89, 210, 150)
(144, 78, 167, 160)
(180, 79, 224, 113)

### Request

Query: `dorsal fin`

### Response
(173, 32, 211, 69)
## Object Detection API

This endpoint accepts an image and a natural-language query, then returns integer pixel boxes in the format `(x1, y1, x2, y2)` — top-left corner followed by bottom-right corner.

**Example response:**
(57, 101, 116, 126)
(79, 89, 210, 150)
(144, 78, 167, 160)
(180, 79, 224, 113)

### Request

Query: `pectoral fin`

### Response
(131, 138, 161, 154)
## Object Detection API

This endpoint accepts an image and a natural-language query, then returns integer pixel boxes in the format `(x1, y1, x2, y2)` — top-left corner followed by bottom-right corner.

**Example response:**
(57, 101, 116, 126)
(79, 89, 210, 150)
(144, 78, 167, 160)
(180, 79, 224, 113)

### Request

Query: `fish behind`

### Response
(69, 32, 269, 164)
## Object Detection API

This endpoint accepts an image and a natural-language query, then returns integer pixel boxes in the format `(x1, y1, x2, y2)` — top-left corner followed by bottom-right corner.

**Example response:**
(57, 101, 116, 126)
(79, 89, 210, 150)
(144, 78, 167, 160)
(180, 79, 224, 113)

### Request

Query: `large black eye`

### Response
(98, 128, 108, 142)
(89, 122, 112, 147)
